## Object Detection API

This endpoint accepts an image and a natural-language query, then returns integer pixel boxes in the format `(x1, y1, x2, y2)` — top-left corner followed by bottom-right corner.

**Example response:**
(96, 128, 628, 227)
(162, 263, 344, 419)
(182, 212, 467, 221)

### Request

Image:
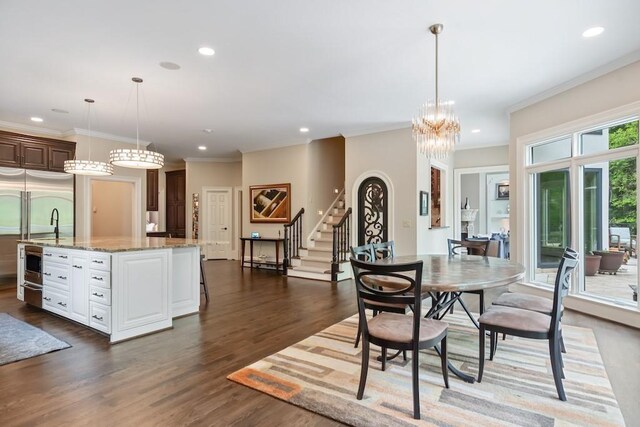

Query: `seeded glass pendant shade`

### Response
(64, 99, 114, 176)
(109, 77, 164, 169)
(412, 24, 460, 159)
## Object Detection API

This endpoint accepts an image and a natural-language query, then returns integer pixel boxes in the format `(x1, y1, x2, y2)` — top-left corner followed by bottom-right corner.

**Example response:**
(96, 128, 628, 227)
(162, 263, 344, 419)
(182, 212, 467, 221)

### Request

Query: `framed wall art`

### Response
(250, 183, 291, 223)
(496, 183, 510, 200)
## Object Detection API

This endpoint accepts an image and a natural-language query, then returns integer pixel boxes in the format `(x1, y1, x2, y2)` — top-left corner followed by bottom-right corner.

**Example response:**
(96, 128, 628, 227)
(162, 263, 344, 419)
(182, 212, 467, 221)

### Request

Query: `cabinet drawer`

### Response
(89, 270, 111, 289)
(43, 249, 70, 264)
(43, 288, 70, 317)
(89, 286, 111, 305)
(43, 264, 70, 290)
(90, 253, 111, 271)
(89, 302, 111, 333)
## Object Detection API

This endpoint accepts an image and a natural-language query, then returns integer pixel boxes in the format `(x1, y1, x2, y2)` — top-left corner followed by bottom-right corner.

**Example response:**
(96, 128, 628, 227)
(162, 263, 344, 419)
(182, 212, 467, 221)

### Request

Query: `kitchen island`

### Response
(17, 237, 202, 343)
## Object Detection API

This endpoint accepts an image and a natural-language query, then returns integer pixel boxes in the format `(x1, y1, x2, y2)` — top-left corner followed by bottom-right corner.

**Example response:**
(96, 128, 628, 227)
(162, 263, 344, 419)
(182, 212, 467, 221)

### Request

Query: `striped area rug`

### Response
(228, 312, 624, 426)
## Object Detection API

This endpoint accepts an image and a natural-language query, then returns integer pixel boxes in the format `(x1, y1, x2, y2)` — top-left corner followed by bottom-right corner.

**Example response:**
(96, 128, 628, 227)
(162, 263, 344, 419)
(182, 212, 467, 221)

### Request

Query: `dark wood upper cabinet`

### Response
(49, 144, 75, 172)
(0, 138, 21, 167)
(0, 130, 75, 172)
(146, 169, 159, 211)
(166, 170, 186, 238)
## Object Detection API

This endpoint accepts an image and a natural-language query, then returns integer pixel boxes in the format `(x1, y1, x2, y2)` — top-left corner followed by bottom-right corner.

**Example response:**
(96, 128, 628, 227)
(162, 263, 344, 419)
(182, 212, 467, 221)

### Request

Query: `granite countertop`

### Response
(19, 237, 203, 253)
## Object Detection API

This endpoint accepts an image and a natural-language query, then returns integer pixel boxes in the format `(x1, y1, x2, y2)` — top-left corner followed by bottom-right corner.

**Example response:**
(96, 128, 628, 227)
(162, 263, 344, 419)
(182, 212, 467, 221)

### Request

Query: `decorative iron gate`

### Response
(357, 177, 388, 245)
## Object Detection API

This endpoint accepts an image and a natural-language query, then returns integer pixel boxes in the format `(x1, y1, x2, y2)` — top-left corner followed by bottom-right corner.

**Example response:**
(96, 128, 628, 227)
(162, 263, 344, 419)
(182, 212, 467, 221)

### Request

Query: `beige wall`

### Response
(91, 180, 134, 237)
(242, 144, 308, 243)
(345, 127, 453, 256)
(306, 136, 345, 237)
(509, 60, 640, 262)
(454, 145, 509, 169)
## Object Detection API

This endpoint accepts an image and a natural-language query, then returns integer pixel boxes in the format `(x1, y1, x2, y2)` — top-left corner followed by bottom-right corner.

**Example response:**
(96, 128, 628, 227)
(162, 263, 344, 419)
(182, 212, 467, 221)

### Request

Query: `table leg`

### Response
(241, 240, 246, 268)
(250, 240, 254, 269)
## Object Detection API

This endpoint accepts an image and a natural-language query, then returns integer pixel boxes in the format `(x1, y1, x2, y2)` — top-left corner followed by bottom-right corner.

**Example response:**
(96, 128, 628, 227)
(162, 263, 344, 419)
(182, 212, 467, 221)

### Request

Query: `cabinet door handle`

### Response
(73, 265, 82, 269)
(44, 296, 52, 301)
(92, 315, 104, 321)
(44, 253, 52, 257)
(91, 276, 103, 281)
(43, 272, 51, 276)
(57, 302, 67, 307)
(57, 275, 67, 280)
(92, 292, 104, 298)
(59, 255, 68, 259)
(93, 260, 104, 264)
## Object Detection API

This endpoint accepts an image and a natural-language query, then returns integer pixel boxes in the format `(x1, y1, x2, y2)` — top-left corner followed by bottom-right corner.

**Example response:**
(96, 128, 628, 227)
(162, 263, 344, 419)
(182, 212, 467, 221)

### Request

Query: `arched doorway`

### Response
(357, 177, 388, 245)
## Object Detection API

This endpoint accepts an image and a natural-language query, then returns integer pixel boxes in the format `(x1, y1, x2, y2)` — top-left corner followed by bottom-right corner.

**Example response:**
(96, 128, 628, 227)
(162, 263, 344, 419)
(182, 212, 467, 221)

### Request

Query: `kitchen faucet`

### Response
(50, 208, 59, 239)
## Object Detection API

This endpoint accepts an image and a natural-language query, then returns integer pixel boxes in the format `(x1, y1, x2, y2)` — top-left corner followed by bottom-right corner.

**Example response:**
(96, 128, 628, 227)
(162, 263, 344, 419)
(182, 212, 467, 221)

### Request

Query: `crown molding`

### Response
(340, 123, 410, 138)
(506, 50, 640, 114)
(63, 128, 151, 146)
(0, 120, 66, 137)
(184, 157, 242, 163)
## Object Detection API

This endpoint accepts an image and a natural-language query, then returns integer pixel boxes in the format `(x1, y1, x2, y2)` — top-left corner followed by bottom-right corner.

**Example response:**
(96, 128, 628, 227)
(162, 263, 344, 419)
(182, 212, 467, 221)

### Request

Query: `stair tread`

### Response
(290, 266, 331, 274)
(301, 256, 333, 262)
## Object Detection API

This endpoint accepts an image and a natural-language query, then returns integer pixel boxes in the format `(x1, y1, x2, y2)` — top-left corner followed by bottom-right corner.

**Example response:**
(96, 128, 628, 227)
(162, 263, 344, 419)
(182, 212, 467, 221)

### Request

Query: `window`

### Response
(526, 117, 639, 308)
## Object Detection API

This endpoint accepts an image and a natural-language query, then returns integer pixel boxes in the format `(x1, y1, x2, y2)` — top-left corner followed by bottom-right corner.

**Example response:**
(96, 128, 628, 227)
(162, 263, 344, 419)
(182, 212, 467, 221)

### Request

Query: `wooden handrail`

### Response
(283, 208, 305, 274)
(331, 208, 352, 281)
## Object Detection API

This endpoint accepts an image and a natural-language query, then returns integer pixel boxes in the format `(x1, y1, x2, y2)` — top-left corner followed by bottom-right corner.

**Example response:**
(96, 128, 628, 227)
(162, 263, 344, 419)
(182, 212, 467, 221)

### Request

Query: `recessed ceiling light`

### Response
(471, 129, 481, 133)
(159, 61, 181, 70)
(198, 47, 215, 56)
(582, 26, 604, 38)
(198, 146, 207, 151)
(30, 117, 43, 122)
(203, 129, 213, 133)
(51, 108, 69, 114)
(299, 127, 309, 133)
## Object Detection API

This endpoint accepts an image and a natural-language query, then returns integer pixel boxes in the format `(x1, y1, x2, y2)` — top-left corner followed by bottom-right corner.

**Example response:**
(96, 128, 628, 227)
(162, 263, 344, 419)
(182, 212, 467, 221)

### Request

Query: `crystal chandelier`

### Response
(109, 77, 164, 169)
(64, 99, 114, 176)
(412, 24, 460, 159)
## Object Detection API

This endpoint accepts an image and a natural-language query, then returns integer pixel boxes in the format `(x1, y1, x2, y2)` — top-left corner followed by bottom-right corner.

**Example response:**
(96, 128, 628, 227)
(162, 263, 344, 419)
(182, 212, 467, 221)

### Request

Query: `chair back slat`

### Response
(447, 238, 490, 256)
(550, 248, 579, 332)
(372, 240, 395, 259)
(350, 244, 374, 261)
(350, 257, 423, 342)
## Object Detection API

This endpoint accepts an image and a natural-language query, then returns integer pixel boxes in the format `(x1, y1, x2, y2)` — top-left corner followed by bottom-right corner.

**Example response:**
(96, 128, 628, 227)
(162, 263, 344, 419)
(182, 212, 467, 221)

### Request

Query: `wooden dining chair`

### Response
(446, 238, 491, 325)
(350, 257, 449, 420)
(491, 247, 577, 352)
(477, 249, 579, 401)
(350, 243, 408, 349)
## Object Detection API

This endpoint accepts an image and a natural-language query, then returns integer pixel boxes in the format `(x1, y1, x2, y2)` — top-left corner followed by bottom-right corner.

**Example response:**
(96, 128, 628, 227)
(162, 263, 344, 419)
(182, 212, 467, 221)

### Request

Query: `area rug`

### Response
(228, 312, 624, 426)
(0, 313, 71, 366)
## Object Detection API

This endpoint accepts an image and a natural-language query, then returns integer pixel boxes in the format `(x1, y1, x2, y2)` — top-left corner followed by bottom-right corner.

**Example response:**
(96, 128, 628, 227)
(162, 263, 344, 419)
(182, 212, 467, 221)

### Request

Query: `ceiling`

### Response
(1, 1, 640, 162)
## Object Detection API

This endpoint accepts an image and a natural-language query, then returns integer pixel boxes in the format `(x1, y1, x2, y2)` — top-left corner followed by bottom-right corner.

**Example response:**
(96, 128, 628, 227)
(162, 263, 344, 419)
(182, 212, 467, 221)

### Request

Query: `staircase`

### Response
(287, 194, 352, 282)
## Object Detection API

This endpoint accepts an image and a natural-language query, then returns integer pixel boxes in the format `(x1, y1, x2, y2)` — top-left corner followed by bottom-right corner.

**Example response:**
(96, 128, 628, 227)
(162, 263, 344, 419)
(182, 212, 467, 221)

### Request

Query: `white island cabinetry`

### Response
(22, 238, 201, 343)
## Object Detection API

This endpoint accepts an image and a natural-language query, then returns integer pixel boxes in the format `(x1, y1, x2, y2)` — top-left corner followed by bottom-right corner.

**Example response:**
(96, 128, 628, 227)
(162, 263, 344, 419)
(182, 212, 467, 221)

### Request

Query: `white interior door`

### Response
(205, 189, 232, 259)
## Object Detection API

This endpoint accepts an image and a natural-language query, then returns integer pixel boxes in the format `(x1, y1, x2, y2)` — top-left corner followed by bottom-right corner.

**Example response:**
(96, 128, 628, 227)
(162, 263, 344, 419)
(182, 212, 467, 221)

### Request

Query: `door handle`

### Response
(57, 302, 67, 307)
(92, 292, 104, 298)
(91, 276, 103, 281)
(92, 315, 104, 321)
(73, 265, 82, 269)
(222, 227, 228, 230)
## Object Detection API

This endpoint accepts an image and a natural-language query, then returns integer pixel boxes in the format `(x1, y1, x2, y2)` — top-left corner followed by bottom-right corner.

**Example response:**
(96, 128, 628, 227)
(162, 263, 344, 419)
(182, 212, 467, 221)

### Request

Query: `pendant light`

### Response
(109, 77, 164, 169)
(64, 99, 114, 176)
(412, 23, 460, 159)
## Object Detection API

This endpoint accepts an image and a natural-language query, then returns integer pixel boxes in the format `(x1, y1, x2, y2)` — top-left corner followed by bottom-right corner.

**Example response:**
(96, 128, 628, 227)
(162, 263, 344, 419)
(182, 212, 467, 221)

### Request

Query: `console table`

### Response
(240, 237, 285, 273)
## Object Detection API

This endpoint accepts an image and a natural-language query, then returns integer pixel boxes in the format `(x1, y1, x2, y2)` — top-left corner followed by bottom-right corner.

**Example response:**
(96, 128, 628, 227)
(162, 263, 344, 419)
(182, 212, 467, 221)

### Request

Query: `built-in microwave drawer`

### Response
(89, 285, 111, 306)
(89, 253, 110, 272)
(43, 264, 70, 290)
(89, 270, 110, 289)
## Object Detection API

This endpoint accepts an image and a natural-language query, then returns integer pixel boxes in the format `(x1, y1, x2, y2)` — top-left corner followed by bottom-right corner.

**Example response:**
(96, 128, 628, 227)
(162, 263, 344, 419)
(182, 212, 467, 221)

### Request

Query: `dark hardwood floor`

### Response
(0, 261, 637, 425)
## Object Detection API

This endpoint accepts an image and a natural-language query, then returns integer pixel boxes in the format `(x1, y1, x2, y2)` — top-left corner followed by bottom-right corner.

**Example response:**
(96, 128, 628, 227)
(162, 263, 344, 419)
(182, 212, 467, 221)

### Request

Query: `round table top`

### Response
(372, 254, 525, 292)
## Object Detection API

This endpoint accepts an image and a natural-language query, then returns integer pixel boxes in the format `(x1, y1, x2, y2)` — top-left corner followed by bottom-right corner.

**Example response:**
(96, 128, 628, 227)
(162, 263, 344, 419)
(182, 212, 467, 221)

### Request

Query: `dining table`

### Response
(371, 254, 525, 383)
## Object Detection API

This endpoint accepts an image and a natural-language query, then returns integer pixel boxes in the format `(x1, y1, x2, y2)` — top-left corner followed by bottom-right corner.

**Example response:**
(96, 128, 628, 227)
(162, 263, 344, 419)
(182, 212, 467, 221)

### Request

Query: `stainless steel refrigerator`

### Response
(0, 167, 74, 285)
